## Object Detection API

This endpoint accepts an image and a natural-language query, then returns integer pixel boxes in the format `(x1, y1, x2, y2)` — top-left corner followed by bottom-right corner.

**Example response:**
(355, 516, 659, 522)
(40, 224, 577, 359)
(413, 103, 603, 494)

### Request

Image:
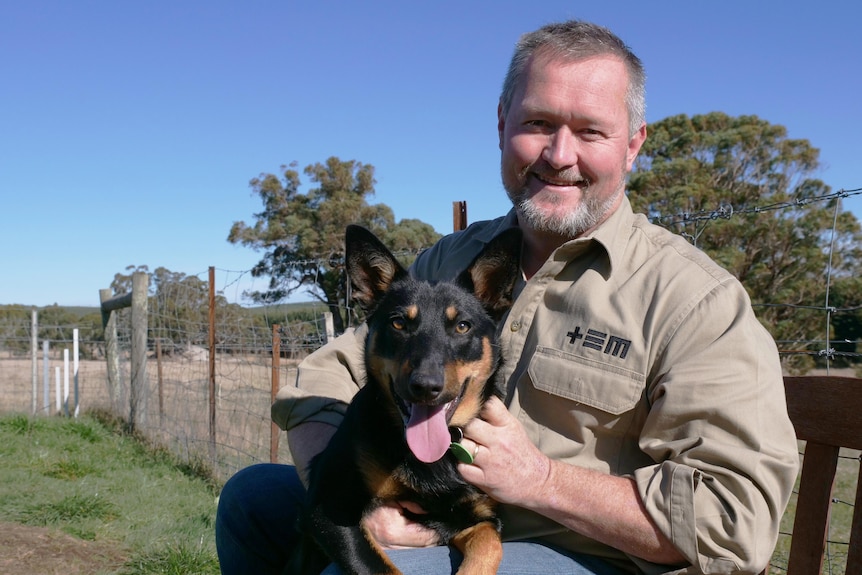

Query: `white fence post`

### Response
(73, 328, 79, 418)
(55, 366, 61, 413)
(42, 340, 49, 415)
(63, 349, 69, 417)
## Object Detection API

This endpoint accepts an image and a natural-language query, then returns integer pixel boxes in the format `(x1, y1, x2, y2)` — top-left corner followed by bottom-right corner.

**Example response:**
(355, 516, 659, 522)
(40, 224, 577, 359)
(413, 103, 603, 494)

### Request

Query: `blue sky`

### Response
(2, 1, 860, 307)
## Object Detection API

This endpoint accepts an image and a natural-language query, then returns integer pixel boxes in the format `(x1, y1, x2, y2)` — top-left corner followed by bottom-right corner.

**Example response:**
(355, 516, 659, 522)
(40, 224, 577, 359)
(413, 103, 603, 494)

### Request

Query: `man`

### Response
(216, 20, 799, 575)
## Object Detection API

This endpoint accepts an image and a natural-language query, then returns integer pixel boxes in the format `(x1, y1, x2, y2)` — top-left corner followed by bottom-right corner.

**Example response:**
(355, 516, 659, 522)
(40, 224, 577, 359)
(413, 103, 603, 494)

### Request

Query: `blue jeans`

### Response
(216, 463, 627, 575)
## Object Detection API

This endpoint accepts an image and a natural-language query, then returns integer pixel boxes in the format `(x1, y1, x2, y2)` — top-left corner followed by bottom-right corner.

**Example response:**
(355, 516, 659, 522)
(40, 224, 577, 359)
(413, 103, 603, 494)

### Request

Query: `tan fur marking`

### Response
(359, 521, 402, 575)
(446, 338, 496, 429)
(360, 458, 406, 501)
(405, 304, 418, 320)
(446, 305, 458, 321)
(451, 521, 503, 575)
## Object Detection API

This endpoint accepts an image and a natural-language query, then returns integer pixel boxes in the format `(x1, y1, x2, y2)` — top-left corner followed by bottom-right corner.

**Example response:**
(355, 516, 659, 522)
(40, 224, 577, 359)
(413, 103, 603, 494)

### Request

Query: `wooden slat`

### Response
(848, 461, 862, 574)
(760, 376, 862, 575)
(787, 442, 839, 575)
(782, 376, 862, 450)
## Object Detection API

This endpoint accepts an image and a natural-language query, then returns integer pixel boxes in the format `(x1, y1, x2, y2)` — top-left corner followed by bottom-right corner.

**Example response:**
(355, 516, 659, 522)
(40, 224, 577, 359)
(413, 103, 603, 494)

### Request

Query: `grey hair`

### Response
(499, 20, 646, 137)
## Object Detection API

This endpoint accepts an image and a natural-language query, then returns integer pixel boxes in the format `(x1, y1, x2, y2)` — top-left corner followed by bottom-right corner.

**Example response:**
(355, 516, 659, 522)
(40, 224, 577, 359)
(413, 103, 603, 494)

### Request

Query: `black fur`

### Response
(286, 225, 521, 575)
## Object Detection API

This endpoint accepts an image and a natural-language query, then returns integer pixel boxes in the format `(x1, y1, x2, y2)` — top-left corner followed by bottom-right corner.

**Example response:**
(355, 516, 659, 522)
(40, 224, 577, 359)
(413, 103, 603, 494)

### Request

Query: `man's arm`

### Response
(287, 421, 337, 487)
(459, 279, 799, 572)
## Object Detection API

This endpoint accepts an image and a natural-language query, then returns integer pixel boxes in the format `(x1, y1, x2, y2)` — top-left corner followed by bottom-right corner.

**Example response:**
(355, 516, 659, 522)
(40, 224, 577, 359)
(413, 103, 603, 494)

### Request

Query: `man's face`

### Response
(498, 52, 646, 238)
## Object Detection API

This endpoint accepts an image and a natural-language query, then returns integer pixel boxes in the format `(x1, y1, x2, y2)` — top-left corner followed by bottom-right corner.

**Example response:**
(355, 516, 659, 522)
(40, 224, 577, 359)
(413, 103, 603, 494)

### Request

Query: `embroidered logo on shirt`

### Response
(566, 327, 631, 359)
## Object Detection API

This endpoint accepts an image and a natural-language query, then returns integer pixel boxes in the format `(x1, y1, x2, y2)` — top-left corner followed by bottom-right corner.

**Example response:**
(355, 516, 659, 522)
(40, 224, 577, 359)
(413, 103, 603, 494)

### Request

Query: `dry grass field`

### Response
(0, 353, 298, 479)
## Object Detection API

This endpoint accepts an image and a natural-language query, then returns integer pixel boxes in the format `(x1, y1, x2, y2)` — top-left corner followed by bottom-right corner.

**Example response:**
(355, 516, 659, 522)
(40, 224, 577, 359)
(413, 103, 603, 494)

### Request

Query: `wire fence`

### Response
(1, 187, 861, 573)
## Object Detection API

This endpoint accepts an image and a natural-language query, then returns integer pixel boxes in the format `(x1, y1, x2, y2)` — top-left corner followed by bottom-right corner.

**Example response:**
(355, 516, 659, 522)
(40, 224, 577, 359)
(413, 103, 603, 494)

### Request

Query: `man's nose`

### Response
(541, 128, 578, 169)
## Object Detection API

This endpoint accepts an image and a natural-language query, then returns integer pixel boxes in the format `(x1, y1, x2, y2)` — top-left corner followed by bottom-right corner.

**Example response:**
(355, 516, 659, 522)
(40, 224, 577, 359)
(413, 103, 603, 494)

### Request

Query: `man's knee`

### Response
(217, 463, 305, 533)
(216, 464, 306, 574)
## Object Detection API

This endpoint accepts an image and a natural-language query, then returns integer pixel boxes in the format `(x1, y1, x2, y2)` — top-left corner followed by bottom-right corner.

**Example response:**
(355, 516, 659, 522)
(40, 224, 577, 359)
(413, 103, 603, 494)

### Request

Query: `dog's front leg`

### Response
(309, 505, 402, 575)
(450, 521, 503, 575)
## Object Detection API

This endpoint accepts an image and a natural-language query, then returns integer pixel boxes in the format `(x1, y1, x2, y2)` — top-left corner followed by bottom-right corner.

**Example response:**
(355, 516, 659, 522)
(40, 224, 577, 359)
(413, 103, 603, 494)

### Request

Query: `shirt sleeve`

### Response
(632, 279, 799, 574)
(271, 324, 368, 431)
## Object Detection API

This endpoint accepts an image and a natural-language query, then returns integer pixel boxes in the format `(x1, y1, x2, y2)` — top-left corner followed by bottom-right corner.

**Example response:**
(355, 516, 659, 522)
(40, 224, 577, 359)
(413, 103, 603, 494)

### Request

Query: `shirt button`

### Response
(510, 320, 521, 332)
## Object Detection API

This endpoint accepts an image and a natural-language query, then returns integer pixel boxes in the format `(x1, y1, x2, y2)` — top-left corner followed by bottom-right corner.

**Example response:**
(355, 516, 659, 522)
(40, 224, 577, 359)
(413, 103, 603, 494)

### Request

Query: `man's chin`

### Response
(515, 200, 577, 235)
(512, 192, 613, 238)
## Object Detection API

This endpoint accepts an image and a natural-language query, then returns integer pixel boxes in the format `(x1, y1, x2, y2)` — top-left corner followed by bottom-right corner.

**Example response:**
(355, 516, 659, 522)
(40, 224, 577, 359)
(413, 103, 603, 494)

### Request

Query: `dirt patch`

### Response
(0, 522, 127, 575)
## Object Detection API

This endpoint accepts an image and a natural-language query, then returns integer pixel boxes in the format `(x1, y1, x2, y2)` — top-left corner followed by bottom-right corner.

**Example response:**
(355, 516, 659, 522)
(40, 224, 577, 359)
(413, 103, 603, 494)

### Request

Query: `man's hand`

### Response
(362, 501, 440, 550)
(457, 396, 686, 565)
(456, 396, 551, 506)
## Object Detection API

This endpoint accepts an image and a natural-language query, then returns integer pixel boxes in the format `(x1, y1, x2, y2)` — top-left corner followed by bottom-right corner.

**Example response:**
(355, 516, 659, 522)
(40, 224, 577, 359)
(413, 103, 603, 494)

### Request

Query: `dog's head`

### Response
(345, 225, 521, 463)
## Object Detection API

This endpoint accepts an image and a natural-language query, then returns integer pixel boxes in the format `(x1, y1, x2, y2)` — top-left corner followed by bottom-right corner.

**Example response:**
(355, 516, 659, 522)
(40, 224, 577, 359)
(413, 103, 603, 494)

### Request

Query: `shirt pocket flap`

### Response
(527, 345, 644, 415)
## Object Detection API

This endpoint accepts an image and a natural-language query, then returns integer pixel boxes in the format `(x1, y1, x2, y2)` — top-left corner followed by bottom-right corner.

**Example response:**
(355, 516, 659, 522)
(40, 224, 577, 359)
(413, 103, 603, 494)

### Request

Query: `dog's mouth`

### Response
(393, 382, 466, 464)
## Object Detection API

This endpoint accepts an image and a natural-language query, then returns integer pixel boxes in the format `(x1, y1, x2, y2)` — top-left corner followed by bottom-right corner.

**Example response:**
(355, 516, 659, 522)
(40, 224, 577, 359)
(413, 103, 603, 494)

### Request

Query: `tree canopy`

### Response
(629, 112, 862, 371)
(228, 156, 442, 332)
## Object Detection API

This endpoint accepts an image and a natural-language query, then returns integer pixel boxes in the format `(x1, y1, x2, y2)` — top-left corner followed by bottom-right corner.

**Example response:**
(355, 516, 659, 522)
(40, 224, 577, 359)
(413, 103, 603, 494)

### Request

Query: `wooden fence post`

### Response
(208, 266, 217, 462)
(323, 312, 335, 344)
(99, 288, 123, 414)
(130, 271, 149, 431)
(156, 338, 164, 425)
(271, 324, 280, 463)
(453, 200, 467, 232)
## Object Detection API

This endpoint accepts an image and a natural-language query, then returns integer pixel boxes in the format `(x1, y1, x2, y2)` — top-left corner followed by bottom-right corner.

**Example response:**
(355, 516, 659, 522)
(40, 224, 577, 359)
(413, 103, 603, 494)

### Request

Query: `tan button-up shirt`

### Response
(273, 195, 799, 575)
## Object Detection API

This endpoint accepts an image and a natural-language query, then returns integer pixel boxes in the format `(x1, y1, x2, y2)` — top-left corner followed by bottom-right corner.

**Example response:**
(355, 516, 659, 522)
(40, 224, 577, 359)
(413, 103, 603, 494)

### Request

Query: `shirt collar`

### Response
(573, 192, 635, 277)
(471, 195, 634, 278)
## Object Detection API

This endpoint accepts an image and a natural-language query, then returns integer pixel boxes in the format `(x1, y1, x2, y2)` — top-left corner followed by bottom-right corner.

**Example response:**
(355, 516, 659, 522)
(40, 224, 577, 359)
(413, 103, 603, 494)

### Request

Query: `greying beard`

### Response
(516, 193, 611, 237)
(507, 166, 628, 238)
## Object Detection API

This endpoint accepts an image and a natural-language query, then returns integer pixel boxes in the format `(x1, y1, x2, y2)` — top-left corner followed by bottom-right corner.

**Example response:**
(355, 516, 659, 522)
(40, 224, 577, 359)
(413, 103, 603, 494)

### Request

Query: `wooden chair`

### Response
(765, 376, 862, 574)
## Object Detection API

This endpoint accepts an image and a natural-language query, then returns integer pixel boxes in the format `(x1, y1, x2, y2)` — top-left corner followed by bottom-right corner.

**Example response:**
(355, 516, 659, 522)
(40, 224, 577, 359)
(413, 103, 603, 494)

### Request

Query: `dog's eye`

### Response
(391, 317, 406, 331)
(455, 321, 471, 334)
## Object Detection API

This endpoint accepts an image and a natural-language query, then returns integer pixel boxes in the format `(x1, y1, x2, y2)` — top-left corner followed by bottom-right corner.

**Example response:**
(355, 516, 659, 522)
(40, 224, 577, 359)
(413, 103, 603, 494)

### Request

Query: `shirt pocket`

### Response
(523, 346, 648, 469)
(527, 345, 645, 415)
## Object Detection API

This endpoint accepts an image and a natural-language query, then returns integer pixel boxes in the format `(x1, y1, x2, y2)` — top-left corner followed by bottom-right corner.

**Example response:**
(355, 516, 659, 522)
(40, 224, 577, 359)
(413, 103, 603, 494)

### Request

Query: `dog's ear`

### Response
(345, 225, 408, 313)
(456, 228, 522, 321)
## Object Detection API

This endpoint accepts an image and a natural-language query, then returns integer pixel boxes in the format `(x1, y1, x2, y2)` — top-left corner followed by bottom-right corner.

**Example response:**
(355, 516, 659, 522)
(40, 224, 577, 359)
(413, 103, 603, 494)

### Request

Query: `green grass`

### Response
(1, 414, 855, 574)
(0, 411, 220, 574)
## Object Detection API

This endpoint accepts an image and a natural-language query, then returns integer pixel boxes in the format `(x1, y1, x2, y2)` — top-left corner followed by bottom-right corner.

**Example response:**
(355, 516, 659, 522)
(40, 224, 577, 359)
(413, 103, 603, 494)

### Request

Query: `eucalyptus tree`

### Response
(629, 112, 862, 370)
(228, 156, 441, 333)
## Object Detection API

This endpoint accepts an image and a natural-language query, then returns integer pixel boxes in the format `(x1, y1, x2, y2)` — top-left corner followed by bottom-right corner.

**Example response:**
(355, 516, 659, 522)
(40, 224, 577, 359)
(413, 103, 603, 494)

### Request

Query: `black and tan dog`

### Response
(288, 224, 521, 575)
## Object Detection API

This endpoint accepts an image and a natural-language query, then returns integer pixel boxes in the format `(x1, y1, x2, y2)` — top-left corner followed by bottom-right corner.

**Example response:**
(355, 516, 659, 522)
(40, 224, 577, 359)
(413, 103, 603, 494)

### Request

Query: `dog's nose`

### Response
(408, 373, 444, 402)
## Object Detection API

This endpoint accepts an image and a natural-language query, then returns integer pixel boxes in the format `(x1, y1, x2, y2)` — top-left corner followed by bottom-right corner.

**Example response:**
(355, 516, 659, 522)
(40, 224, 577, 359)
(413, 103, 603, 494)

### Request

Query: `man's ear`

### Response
(626, 123, 647, 171)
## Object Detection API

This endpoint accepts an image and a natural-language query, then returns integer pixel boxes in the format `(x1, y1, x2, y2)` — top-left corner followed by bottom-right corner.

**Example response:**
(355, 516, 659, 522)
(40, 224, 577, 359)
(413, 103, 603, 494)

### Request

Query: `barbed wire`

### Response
(753, 303, 862, 313)
(649, 186, 862, 227)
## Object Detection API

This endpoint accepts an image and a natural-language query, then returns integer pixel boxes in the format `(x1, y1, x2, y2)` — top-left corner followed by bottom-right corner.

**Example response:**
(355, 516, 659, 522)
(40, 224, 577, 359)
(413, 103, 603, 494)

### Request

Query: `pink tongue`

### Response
(405, 404, 450, 463)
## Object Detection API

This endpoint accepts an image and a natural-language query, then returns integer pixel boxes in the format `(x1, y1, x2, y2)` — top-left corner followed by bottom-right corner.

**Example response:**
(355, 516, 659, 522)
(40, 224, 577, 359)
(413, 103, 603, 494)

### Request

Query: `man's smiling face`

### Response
(498, 51, 646, 239)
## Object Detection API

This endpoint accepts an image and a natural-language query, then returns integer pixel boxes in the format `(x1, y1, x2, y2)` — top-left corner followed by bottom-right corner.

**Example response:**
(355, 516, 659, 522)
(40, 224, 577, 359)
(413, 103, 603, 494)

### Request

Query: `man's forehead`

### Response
(529, 48, 626, 74)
